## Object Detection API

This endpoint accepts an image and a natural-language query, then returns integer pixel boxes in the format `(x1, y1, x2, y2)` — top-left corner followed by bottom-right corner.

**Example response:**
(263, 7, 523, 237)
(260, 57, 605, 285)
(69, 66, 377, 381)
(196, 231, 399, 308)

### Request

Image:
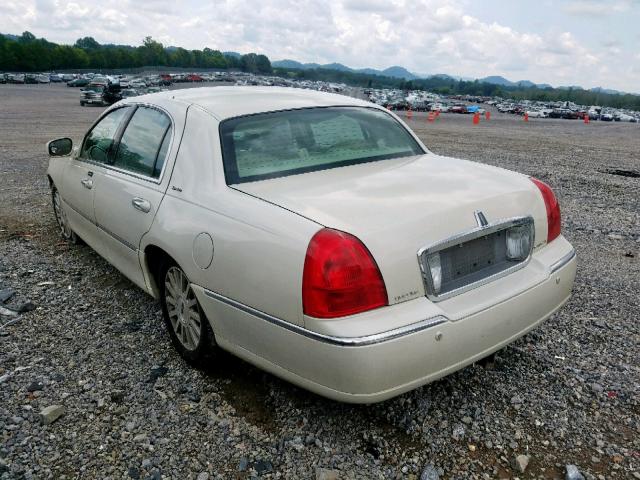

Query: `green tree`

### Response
(74, 37, 100, 50)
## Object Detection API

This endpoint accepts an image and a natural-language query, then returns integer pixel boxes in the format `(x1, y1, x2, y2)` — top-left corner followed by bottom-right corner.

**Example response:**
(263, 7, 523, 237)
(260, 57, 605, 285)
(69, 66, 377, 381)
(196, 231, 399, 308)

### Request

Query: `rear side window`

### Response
(80, 107, 131, 163)
(220, 107, 424, 184)
(113, 107, 172, 178)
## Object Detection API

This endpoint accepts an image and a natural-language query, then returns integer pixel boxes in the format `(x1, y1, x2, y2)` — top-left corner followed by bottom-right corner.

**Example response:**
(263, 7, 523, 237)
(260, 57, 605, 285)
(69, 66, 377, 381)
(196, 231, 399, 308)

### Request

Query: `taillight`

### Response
(302, 228, 388, 318)
(530, 177, 561, 243)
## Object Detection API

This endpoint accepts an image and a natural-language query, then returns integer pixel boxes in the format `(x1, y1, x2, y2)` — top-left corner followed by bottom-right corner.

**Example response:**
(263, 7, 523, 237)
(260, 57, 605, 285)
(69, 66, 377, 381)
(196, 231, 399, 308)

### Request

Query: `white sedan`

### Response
(46, 87, 576, 403)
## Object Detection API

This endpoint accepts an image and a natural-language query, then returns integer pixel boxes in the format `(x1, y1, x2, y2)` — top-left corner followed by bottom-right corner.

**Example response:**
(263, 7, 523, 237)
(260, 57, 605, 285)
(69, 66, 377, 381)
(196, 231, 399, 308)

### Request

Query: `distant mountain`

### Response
(557, 85, 584, 91)
(381, 66, 418, 80)
(318, 62, 350, 72)
(273, 57, 633, 93)
(272, 59, 307, 69)
(356, 68, 382, 76)
(273, 59, 420, 80)
(480, 76, 560, 90)
(479, 75, 515, 86)
(223, 51, 241, 58)
(590, 86, 623, 95)
(429, 73, 455, 80)
(1, 33, 19, 41)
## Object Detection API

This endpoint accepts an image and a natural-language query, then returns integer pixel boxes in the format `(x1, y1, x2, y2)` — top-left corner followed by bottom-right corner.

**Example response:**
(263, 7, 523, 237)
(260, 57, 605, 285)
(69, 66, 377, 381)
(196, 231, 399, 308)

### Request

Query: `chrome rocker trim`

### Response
(202, 288, 448, 347)
(550, 248, 576, 274)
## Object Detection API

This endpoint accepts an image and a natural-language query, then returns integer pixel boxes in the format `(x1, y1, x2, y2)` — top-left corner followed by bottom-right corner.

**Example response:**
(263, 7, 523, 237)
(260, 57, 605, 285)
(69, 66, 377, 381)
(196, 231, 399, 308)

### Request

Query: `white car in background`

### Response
(525, 110, 547, 118)
(46, 87, 576, 403)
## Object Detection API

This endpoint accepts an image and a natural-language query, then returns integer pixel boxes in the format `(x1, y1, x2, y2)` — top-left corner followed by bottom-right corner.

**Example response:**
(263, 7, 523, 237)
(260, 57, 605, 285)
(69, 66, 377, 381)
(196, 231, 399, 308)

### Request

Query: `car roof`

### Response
(125, 86, 373, 121)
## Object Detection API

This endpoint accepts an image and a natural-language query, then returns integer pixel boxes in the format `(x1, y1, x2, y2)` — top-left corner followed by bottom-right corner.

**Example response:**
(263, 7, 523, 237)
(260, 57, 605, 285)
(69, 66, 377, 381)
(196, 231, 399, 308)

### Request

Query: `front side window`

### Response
(220, 107, 424, 184)
(112, 107, 172, 178)
(80, 107, 131, 163)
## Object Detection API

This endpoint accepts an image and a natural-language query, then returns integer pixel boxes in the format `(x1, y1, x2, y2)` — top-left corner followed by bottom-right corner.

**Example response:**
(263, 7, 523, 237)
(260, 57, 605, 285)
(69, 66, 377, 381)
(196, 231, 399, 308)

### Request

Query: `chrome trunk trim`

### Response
(417, 216, 535, 302)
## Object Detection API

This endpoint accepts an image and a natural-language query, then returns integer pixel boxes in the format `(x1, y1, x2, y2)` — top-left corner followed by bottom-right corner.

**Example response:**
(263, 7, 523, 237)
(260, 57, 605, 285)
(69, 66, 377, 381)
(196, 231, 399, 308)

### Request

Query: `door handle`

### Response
(80, 179, 93, 189)
(131, 197, 151, 213)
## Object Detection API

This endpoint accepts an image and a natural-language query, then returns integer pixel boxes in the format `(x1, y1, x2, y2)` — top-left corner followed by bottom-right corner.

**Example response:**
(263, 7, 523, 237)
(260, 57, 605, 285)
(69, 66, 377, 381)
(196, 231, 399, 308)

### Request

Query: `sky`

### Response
(2, 0, 639, 92)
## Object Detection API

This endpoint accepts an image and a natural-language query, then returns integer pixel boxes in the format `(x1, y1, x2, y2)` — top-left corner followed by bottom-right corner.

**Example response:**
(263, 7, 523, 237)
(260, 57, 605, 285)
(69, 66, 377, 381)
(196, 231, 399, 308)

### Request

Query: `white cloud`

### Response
(0, 0, 637, 91)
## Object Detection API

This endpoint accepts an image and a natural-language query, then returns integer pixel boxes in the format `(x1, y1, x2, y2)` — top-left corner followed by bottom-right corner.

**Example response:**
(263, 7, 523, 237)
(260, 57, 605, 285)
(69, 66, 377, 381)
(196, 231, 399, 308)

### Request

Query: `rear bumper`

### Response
(193, 239, 576, 403)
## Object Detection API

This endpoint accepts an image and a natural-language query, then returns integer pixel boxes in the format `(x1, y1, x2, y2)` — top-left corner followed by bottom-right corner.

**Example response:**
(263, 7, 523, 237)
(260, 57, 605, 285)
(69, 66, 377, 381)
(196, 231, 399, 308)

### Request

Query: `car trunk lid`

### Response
(234, 154, 548, 305)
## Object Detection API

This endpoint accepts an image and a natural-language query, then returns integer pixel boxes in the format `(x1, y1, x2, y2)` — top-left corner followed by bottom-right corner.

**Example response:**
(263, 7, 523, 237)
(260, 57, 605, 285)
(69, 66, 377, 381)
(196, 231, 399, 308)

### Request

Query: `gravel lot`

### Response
(0, 84, 638, 480)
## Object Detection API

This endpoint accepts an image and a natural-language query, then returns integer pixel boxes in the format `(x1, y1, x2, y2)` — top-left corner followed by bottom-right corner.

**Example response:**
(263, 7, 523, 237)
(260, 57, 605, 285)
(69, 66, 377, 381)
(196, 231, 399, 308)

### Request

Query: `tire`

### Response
(159, 261, 215, 364)
(51, 184, 80, 244)
(80, 101, 85, 106)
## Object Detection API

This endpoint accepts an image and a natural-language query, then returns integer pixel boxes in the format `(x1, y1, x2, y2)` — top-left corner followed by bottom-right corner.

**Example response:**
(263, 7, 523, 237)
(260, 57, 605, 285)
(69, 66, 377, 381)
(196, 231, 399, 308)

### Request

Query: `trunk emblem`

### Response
(474, 210, 489, 228)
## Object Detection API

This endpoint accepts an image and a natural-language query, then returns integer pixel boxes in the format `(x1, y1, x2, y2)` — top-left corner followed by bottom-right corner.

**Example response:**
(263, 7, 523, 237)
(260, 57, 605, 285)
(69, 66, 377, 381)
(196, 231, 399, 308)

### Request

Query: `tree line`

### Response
(0, 32, 272, 74)
(1, 31, 638, 110)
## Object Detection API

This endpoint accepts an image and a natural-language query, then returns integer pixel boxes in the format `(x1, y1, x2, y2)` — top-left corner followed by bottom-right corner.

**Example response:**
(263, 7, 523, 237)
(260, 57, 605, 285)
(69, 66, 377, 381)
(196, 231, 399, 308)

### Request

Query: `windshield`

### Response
(220, 107, 424, 184)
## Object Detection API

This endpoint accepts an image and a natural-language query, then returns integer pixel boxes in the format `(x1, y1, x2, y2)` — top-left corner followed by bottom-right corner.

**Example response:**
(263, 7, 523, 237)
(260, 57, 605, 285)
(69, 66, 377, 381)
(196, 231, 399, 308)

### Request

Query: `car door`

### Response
(62, 106, 132, 249)
(93, 105, 173, 289)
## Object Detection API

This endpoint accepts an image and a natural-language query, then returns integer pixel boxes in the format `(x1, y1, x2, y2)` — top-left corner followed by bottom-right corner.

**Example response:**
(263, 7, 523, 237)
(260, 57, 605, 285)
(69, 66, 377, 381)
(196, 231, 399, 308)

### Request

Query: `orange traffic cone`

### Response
(485, 111, 491, 121)
(524, 112, 529, 122)
(473, 113, 480, 125)
(584, 114, 590, 124)
(406, 108, 413, 120)
(427, 111, 435, 122)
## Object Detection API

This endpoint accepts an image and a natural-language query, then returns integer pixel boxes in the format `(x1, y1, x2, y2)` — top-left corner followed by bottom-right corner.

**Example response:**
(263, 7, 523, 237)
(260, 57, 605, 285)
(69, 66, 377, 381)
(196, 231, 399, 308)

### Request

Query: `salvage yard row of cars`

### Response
(46, 86, 577, 402)
(365, 88, 640, 122)
(3, 70, 639, 121)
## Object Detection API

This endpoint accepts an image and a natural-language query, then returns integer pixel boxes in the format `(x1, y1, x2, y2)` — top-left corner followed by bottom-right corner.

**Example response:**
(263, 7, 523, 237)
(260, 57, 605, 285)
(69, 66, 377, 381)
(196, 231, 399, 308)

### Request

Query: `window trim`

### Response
(218, 105, 426, 185)
(78, 105, 134, 166)
(78, 103, 175, 185)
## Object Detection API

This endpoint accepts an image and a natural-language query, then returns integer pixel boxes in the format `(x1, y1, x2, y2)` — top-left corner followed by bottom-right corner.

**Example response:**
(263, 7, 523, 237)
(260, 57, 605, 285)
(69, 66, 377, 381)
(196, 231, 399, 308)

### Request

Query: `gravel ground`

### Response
(0, 84, 638, 480)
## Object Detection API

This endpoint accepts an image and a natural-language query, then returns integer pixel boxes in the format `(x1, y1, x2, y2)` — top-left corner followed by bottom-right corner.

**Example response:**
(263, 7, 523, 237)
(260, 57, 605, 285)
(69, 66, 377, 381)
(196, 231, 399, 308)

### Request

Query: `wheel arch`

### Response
(142, 244, 178, 299)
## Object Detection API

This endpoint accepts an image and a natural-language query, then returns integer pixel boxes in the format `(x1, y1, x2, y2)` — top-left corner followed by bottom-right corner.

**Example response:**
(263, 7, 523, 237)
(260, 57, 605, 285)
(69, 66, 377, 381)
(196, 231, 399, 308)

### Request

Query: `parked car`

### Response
(119, 88, 139, 98)
(80, 82, 122, 106)
(8, 73, 25, 83)
(50, 74, 63, 83)
(129, 79, 147, 89)
(79, 84, 106, 106)
(68, 77, 91, 87)
(525, 110, 547, 118)
(46, 87, 576, 403)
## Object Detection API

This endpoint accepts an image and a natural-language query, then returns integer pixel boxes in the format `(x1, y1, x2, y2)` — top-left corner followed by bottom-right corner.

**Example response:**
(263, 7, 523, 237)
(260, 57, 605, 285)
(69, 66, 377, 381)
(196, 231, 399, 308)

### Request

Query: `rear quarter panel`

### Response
(141, 106, 320, 326)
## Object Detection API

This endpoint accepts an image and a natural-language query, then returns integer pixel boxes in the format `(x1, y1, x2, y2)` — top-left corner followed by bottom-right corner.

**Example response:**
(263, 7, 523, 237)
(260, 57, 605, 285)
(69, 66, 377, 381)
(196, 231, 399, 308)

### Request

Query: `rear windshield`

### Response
(220, 107, 424, 184)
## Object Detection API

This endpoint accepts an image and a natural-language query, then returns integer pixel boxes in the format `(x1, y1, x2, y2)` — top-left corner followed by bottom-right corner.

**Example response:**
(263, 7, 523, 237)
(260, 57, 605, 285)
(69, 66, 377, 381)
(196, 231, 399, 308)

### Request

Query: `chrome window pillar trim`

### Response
(417, 215, 535, 302)
(550, 249, 576, 274)
(202, 288, 448, 347)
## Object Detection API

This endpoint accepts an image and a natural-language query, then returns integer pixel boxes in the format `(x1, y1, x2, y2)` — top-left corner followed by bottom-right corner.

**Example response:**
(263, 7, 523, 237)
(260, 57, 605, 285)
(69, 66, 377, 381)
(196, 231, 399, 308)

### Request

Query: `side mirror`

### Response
(47, 138, 73, 156)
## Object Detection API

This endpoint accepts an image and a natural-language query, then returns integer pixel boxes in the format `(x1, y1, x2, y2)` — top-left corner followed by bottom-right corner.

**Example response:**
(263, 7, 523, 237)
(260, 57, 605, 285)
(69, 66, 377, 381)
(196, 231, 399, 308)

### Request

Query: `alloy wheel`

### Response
(52, 188, 73, 240)
(164, 266, 202, 351)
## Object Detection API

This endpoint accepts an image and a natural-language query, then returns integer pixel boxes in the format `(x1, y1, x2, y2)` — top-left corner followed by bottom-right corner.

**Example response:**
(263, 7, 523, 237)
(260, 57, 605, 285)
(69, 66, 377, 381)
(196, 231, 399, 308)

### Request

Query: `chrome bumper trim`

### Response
(202, 288, 448, 347)
(550, 249, 576, 274)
